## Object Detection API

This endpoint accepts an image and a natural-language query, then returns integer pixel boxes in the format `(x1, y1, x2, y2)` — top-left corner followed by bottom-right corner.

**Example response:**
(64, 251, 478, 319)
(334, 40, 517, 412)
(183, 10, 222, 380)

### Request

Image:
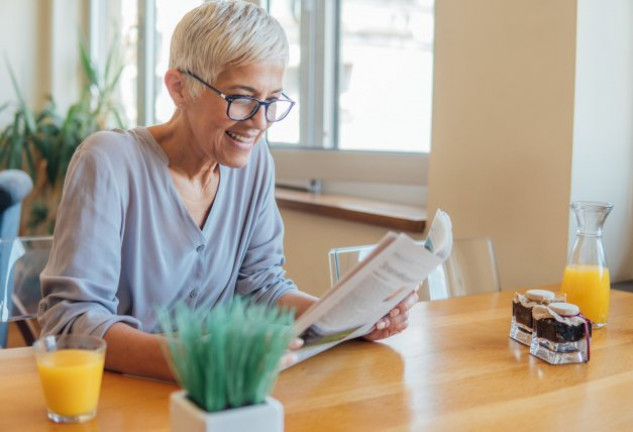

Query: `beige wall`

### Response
(427, 0, 578, 290)
(281, 208, 423, 297)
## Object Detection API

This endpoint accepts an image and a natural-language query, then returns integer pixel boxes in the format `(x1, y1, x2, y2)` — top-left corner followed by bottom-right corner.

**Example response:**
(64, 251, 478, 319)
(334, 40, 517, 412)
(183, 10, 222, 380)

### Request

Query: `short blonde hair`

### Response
(169, 0, 289, 99)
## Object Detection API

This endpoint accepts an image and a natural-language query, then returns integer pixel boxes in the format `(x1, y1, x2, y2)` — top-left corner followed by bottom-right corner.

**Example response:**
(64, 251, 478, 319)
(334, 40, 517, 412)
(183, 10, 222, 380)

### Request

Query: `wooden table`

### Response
(2, 290, 633, 431)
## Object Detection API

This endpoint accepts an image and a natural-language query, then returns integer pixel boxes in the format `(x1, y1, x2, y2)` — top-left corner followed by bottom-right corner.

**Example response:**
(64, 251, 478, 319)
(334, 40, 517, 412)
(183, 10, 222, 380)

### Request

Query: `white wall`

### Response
(571, 0, 633, 281)
(0, 1, 85, 128)
(48, 0, 85, 111)
(427, 0, 578, 290)
(0, 1, 44, 125)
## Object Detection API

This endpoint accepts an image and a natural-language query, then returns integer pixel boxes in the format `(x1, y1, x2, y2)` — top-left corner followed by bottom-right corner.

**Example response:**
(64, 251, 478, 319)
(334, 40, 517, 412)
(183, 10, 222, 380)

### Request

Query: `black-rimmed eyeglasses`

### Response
(179, 69, 295, 122)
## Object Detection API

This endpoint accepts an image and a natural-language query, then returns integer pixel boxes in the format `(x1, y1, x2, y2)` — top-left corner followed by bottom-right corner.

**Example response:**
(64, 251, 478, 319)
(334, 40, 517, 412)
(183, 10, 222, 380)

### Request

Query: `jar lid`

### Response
(525, 289, 555, 302)
(549, 302, 580, 316)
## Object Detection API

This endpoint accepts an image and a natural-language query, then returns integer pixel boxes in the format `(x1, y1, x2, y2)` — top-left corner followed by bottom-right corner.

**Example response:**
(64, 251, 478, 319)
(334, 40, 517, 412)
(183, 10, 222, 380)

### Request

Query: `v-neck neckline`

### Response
(132, 127, 226, 238)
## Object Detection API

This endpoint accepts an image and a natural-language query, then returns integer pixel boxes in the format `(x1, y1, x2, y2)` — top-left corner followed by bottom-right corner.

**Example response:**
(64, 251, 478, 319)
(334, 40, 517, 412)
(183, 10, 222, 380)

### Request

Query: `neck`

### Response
(147, 111, 218, 184)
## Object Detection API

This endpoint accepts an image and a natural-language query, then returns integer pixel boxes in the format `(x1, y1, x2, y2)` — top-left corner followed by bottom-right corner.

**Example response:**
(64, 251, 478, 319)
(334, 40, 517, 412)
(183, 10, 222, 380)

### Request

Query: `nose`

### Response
(247, 105, 269, 130)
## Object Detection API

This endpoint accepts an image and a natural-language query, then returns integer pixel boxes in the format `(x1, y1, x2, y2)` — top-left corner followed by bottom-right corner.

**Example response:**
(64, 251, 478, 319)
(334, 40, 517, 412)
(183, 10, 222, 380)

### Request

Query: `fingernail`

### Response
(377, 321, 386, 330)
(290, 338, 304, 349)
(390, 309, 400, 317)
(282, 353, 298, 367)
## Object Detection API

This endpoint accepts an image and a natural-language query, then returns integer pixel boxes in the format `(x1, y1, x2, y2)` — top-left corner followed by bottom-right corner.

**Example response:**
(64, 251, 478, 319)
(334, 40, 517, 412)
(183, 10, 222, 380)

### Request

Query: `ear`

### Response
(164, 68, 188, 108)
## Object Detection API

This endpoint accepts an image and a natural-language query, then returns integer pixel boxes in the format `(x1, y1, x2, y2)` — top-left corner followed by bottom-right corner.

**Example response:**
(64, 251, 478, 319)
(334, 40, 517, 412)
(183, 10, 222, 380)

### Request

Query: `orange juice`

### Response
(561, 265, 610, 326)
(36, 349, 105, 417)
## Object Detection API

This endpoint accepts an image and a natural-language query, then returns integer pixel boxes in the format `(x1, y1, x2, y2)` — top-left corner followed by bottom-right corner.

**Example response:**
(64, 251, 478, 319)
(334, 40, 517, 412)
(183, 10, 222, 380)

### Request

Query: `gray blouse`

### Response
(38, 127, 297, 336)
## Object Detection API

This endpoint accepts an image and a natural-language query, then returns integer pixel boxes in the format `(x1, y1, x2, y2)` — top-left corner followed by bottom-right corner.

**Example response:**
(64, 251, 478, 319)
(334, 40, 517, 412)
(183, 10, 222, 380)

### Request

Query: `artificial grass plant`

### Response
(159, 298, 295, 412)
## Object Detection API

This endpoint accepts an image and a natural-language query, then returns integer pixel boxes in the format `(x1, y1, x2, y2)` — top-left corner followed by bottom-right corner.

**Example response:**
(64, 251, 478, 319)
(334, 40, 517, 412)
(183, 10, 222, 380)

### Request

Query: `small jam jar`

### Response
(530, 302, 591, 364)
(510, 289, 556, 346)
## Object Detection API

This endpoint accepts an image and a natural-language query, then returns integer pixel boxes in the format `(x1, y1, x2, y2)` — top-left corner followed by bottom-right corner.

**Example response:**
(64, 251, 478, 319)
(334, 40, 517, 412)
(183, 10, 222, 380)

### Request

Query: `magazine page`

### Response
(424, 209, 453, 259)
(287, 209, 453, 367)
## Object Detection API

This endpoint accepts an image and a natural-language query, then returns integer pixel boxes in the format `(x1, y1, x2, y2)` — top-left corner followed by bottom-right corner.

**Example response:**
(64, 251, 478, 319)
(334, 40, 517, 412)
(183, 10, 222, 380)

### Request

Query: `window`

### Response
(91, 0, 200, 126)
(265, 0, 433, 204)
(92, 0, 433, 205)
(266, 0, 434, 154)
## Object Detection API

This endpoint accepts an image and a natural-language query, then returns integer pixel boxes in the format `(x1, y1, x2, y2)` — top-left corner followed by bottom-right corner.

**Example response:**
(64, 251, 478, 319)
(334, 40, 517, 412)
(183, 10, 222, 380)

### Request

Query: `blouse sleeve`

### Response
(37, 138, 142, 337)
(235, 145, 298, 306)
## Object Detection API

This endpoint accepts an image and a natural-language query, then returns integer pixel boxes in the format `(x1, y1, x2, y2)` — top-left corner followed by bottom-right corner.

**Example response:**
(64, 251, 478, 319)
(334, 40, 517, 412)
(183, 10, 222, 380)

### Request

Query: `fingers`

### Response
(289, 338, 304, 350)
(364, 290, 419, 341)
(387, 292, 419, 320)
(363, 322, 406, 341)
(403, 290, 420, 309)
(280, 338, 304, 369)
(389, 312, 410, 333)
(376, 317, 391, 330)
(280, 351, 298, 369)
(364, 310, 411, 341)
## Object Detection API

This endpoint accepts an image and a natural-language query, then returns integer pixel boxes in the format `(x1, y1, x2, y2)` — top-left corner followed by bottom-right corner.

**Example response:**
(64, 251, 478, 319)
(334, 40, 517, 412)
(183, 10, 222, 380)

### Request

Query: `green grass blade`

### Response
(158, 298, 294, 413)
(5, 60, 36, 133)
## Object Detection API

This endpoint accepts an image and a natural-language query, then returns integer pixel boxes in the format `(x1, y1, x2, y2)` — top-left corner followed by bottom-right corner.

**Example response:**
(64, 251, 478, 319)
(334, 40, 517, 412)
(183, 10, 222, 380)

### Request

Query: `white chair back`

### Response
(328, 237, 500, 301)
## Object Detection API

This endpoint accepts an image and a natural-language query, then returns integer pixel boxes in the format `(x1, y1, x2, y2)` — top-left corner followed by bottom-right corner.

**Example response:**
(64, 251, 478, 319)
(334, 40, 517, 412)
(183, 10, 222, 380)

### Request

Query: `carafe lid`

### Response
(525, 289, 555, 302)
(549, 302, 580, 316)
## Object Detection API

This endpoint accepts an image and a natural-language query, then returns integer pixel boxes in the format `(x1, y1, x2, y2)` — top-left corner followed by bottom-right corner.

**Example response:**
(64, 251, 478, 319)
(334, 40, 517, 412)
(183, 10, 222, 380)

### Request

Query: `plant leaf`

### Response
(79, 37, 99, 89)
(5, 59, 37, 133)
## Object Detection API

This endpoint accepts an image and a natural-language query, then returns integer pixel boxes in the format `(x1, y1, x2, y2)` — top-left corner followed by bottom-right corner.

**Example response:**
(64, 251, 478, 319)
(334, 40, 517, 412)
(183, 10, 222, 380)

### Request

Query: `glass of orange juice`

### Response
(33, 334, 106, 423)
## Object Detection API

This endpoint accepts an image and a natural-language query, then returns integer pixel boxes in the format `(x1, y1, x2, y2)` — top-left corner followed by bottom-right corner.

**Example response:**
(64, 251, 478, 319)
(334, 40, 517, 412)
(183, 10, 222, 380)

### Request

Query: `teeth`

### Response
(226, 131, 253, 143)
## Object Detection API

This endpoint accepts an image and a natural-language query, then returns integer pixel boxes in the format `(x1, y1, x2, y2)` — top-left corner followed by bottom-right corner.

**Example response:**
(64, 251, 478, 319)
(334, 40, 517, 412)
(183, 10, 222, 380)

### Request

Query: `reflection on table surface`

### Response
(2, 289, 633, 431)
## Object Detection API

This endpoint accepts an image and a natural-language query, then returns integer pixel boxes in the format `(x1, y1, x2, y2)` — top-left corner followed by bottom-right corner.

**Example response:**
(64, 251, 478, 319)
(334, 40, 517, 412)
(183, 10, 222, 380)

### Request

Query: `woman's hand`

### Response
(280, 338, 304, 369)
(363, 287, 420, 341)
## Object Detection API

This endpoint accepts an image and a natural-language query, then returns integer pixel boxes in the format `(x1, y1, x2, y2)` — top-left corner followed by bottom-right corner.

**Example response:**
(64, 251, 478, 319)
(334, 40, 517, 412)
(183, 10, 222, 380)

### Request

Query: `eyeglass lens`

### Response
(228, 98, 293, 122)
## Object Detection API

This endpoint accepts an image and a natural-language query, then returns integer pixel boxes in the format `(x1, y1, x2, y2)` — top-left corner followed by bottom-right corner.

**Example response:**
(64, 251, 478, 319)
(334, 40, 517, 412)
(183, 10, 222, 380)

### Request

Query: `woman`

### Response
(38, 0, 418, 380)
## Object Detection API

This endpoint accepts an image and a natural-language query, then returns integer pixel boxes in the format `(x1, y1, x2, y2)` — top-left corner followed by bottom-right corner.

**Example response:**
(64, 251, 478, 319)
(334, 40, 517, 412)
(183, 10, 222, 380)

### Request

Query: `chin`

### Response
(222, 151, 252, 169)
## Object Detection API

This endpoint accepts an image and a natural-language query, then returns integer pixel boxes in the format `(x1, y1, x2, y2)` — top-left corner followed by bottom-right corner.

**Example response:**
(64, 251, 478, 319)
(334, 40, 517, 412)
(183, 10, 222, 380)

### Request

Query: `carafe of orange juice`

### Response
(561, 201, 613, 328)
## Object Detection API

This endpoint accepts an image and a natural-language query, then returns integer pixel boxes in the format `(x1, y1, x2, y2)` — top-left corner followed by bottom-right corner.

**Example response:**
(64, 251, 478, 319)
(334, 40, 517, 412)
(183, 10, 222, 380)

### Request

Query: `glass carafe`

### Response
(560, 201, 613, 328)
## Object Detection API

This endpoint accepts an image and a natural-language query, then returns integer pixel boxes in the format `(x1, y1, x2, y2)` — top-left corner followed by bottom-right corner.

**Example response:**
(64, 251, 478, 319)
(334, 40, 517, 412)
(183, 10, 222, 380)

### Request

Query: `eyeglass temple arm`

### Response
(178, 69, 226, 99)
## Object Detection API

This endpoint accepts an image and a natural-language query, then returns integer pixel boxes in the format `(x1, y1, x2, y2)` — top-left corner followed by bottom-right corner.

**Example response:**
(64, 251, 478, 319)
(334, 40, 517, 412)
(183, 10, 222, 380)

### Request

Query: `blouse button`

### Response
(189, 290, 198, 298)
(196, 245, 204, 253)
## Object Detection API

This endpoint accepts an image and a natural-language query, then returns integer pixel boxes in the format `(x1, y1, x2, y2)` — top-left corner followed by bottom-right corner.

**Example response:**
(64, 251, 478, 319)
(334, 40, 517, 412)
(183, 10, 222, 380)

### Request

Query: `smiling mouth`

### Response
(225, 130, 255, 144)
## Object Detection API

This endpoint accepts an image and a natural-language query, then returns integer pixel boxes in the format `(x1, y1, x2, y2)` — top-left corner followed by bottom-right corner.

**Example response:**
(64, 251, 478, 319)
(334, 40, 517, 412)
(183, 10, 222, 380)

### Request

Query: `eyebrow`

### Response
(226, 85, 284, 95)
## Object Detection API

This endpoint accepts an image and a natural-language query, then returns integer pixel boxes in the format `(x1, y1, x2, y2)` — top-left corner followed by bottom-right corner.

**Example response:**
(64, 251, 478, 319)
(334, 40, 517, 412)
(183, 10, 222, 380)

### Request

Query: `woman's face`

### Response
(185, 60, 286, 168)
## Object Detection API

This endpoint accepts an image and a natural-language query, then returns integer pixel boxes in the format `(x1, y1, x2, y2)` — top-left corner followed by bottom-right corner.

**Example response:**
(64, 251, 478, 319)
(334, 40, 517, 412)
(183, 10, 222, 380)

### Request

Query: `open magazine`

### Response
(286, 209, 453, 368)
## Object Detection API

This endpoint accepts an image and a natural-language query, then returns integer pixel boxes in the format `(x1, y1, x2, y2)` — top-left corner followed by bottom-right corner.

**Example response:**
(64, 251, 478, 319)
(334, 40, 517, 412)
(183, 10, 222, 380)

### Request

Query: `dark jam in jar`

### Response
(513, 301, 534, 328)
(534, 317, 591, 343)
(510, 289, 556, 346)
(530, 302, 591, 364)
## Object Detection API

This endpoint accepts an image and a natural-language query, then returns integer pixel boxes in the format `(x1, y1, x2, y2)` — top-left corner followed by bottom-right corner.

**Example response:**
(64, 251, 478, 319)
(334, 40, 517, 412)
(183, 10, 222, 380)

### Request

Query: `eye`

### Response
(267, 93, 283, 102)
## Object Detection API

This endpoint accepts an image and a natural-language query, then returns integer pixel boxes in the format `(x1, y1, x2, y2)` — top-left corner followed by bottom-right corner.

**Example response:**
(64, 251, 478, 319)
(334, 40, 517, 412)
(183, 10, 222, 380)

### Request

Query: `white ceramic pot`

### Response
(170, 390, 284, 432)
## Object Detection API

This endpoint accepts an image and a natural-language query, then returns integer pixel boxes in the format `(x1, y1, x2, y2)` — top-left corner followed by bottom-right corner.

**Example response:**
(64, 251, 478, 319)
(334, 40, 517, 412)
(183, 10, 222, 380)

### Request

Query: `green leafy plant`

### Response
(159, 298, 295, 413)
(0, 37, 127, 233)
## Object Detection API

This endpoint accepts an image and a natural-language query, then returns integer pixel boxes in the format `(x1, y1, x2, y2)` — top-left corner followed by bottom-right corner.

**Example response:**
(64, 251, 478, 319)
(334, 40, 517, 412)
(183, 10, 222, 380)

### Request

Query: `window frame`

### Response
(264, 0, 431, 190)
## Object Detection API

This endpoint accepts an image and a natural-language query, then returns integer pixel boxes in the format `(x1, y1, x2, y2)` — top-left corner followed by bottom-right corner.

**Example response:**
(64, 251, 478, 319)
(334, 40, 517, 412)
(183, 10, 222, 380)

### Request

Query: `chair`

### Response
(0, 170, 33, 240)
(422, 237, 500, 300)
(0, 170, 33, 347)
(328, 237, 500, 301)
(0, 236, 52, 347)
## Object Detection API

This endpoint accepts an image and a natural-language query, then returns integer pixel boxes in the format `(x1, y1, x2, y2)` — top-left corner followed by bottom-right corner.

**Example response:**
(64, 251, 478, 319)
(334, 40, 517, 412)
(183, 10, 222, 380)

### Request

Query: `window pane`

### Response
(155, 1, 202, 123)
(338, 0, 434, 153)
(265, 0, 301, 145)
(113, 1, 139, 126)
